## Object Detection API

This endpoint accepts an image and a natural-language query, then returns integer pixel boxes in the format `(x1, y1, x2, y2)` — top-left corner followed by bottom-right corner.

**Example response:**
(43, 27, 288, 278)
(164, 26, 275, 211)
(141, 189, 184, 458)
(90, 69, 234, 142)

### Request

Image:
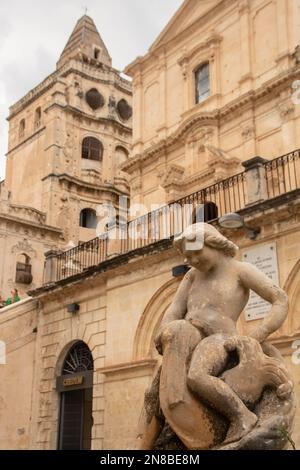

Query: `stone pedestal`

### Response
(43, 250, 61, 284)
(242, 156, 268, 206)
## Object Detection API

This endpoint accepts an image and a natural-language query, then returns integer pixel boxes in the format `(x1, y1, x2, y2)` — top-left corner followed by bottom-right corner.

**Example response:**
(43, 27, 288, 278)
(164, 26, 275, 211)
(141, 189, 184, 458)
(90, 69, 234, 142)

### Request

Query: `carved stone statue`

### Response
(108, 95, 116, 117)
(137, 223, 295, 450)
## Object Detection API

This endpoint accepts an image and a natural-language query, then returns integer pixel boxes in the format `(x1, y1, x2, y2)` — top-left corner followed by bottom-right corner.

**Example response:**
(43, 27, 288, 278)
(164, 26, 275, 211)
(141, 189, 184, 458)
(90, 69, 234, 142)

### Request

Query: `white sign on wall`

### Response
(243, 242, 279, 322)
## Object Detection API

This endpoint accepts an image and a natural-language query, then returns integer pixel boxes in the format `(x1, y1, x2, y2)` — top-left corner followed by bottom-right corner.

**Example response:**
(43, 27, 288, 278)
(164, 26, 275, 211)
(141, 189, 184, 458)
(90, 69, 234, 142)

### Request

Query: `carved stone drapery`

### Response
(11, 239, 37, 258)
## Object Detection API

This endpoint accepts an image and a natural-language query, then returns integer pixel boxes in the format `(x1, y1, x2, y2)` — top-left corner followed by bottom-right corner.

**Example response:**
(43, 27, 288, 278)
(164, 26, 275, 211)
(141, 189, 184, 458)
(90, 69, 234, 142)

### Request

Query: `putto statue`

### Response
(138, 223, 295, 450)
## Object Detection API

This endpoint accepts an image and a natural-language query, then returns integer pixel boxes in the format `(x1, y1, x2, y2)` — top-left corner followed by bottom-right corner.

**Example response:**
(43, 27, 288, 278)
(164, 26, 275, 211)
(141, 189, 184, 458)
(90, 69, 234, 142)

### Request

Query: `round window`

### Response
(85, 88, 105, 110)
(117, 99, 132, 121)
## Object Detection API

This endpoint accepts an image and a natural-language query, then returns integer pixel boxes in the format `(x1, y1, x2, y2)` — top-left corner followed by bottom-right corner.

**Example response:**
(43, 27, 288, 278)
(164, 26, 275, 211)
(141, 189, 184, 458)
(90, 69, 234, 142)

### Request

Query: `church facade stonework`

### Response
(0, 15, 132, 298)
(0, 0, 300, 450)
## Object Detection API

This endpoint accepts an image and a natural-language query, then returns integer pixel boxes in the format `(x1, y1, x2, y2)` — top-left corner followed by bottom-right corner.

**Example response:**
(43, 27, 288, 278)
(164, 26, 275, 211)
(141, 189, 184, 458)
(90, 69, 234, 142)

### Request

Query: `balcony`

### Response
(43, 150, 300, 285)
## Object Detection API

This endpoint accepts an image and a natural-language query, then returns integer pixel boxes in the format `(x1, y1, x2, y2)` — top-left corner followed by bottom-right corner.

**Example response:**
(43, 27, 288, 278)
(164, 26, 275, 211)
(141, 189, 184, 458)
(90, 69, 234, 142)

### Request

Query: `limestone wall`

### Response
(0, 299, 38, 449)
(125, 0, 300, 209)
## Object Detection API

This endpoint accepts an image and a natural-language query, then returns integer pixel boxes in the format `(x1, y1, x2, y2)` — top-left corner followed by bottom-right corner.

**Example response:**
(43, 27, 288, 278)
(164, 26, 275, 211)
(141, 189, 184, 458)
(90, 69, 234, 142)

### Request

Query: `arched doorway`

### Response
(57, 341, 94, 450)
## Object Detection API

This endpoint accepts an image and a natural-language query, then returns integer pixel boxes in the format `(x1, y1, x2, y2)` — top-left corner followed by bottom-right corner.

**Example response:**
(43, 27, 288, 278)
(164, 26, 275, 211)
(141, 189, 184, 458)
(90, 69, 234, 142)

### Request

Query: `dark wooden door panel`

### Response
(59, 389, 84, 450)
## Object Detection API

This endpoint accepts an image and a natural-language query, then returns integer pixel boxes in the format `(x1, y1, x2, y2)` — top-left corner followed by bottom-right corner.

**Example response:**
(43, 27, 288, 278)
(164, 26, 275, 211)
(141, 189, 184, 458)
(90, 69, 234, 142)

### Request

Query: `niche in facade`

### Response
(15, 253, 33, 284)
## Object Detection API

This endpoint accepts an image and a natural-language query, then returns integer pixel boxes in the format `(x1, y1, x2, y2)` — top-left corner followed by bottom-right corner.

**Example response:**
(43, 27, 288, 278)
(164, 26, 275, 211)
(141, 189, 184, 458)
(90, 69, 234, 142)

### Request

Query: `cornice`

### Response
(123, 66, 300, 174)
(29, 238, 173, 298)
(8, 59, 132, 120)
(42, 173, 130, 198)
(6, 126, 46, 156)
(8, 203, 46, 224)
(0, 212, 62, 235)
(8, 73, 58, 120)
(178, 33, 223, 67)
(123, 113, 218, 174)
(97, 359, 157, 379)
(0, 298, 38, 321)
(63, 105, 132, 135)
(61, 66, 132, 96)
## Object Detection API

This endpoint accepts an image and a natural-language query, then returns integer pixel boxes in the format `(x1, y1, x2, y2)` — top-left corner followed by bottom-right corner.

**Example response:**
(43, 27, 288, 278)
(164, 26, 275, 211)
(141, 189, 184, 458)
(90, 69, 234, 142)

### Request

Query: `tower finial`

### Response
(57, 13, 112, 69)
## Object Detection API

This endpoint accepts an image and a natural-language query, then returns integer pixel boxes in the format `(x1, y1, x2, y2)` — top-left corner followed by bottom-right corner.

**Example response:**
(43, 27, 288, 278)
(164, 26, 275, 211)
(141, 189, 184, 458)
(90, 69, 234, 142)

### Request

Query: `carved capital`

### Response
(241, 125, 255, 142)
(278, 101, 295, 123)
(158, 164, 185, 191)
(131, 177, 142, 196)
(133, 74, 143, 88)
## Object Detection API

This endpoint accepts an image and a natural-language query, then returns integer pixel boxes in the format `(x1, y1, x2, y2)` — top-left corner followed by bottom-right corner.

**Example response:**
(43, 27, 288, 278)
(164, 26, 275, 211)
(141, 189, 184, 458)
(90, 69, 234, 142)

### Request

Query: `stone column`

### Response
(242, 156, 268, 206)
(276, 0, 289, 70)
(106, 224, 122, 259)
(210, 43, 221, 100)
(238, 0, 252, 93)
(179, 57, 189, 113)
(157, 53, 167, 139)
(132, 73, 143, 154)
(278, 100, 296, 151)
(43, 250, 61, 284)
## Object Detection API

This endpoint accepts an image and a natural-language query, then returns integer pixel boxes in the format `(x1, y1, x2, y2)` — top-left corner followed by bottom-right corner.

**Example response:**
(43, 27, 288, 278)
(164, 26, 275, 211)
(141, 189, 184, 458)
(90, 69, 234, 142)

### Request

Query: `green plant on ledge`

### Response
(276, 426, 296, 450)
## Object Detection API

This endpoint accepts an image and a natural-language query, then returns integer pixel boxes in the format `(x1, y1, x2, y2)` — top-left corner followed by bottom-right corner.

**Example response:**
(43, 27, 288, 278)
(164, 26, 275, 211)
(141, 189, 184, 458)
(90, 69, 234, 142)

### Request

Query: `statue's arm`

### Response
(154, 269, 194, 352)
(238, 262, 288, 343)
(160, 269, 194, 328)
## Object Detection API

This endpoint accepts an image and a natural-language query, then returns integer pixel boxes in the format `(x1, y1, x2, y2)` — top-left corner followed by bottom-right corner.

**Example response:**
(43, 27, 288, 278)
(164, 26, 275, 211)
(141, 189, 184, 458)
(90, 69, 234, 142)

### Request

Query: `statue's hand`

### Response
(249, 326, 269, 344)
(277, 381, 293, 400)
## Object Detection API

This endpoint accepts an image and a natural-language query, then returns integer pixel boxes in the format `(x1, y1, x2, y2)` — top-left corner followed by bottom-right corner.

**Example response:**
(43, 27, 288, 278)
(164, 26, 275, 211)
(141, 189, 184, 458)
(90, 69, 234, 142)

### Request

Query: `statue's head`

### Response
(174, 223, 238, 271)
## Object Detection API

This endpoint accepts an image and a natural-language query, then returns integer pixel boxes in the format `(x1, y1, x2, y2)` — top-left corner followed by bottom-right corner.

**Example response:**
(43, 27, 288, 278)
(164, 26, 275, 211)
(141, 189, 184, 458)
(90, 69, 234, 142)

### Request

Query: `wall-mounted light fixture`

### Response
(218, 213, 261, 240)
(67, 303, 80, 314)
(172, 265, 191, 278)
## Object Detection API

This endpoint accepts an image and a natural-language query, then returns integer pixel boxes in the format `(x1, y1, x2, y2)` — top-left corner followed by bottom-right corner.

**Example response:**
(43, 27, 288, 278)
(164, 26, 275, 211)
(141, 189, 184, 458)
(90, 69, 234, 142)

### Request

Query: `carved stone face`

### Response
(182, 244, 221, 272)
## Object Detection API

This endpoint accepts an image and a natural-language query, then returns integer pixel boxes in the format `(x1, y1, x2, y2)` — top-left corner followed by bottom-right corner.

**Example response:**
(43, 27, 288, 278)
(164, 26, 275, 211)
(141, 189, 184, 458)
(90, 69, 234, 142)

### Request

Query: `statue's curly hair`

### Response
(174, 223, 238, 258)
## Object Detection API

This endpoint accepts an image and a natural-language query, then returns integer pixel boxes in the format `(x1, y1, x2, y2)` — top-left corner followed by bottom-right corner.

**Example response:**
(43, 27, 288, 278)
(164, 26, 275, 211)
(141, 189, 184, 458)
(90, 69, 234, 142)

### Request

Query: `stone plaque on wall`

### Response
(243, 243, 279, 322)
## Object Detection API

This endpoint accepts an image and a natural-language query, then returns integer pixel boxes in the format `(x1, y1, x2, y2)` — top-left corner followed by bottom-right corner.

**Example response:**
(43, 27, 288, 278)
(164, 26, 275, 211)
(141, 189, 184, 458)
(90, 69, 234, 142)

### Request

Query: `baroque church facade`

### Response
(0, 0, 300, 450)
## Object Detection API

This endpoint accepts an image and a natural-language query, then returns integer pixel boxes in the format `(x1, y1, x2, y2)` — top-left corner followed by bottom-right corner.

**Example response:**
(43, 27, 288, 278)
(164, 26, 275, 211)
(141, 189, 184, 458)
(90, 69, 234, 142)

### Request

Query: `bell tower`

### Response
(5, 15, 132, 245)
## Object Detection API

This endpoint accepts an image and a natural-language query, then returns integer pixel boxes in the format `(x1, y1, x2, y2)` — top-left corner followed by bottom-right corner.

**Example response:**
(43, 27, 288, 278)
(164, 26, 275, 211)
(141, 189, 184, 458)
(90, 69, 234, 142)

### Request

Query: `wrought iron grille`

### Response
(49, 150, 300, 284)
(264, 150, 299, 199)
(62, 341, 93, 375)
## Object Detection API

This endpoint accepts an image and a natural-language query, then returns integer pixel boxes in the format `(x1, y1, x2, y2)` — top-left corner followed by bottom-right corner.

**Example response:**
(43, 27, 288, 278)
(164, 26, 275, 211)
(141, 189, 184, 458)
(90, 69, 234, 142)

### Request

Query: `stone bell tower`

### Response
(5, 15, 132, 245)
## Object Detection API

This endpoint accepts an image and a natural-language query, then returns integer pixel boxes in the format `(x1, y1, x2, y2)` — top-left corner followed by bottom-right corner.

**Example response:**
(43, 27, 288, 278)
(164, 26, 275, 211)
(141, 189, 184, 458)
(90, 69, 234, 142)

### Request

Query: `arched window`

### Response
(195, 62, 210, 104)
(80, 209, 97, 229)
(19, 119, 25, 139)
(15, 253, 33, 284)
(34, 107, 41, 129)
(82, 137, 103, 161)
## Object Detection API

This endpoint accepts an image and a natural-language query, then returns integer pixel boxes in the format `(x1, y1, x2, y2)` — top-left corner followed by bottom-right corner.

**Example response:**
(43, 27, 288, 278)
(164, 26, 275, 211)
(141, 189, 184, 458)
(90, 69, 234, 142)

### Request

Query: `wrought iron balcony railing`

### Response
(48, 149, 299, 284)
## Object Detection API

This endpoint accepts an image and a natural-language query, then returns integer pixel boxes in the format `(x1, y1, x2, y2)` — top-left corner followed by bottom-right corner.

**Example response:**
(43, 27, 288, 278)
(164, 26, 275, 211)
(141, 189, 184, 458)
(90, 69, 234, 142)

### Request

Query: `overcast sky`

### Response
(0, 0, 183, 180)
